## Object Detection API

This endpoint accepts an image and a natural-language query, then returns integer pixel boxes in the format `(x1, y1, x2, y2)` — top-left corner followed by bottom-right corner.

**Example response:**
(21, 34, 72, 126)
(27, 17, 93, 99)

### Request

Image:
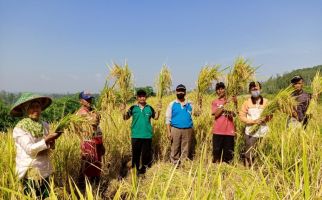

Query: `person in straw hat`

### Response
(10, 92, 61, 198)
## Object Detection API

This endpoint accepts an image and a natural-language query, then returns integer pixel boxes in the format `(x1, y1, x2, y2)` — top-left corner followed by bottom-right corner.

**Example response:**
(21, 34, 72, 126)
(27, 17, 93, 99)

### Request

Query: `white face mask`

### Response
(251, 90, 260, 98)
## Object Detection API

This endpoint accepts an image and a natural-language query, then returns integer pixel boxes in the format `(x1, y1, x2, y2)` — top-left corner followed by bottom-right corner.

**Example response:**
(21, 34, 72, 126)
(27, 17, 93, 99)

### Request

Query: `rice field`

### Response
(0, 91, 322, 199)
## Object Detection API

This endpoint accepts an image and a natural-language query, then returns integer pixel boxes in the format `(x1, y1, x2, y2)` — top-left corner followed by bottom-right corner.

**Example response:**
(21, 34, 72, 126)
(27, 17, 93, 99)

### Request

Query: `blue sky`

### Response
(1, 1, 321, 93)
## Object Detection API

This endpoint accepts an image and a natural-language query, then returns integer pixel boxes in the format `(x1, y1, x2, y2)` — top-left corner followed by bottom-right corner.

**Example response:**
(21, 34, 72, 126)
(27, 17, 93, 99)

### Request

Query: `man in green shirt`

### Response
(121, 89, 161, 174)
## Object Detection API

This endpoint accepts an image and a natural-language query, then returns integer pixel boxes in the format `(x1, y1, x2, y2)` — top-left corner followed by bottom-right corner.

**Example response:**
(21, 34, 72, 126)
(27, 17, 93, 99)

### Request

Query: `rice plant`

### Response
(226, 57, 257, 97)
(196, 64, 221, 109)
(108, 61, 134, 105)
(155, 64, 172, 101)
(1, 61, 322, 199)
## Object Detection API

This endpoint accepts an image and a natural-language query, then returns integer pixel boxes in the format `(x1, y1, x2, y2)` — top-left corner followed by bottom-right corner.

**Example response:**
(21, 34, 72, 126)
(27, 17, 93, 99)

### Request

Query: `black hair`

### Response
(215, 82, 225, 90)
(136, 89, 147, 96)
(291, 75, 303, 84)
(249, 81, 262, 91)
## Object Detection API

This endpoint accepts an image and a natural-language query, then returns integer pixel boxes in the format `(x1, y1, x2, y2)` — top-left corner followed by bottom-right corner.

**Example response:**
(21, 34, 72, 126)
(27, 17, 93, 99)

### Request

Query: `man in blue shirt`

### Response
(166, 84, 198, 164)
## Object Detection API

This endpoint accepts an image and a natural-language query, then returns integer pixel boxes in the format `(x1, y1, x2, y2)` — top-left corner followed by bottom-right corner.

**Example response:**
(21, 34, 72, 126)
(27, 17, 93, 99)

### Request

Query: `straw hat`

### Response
(10, 92, 52, 117)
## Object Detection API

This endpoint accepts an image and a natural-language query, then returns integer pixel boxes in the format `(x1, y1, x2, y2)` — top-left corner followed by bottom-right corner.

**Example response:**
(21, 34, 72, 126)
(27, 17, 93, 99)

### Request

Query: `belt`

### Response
(172, 126, 192, 130)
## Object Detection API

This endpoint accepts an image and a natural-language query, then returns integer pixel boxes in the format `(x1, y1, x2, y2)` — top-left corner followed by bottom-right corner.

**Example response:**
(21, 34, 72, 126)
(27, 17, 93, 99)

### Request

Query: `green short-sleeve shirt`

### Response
(127, 104, 155, 138)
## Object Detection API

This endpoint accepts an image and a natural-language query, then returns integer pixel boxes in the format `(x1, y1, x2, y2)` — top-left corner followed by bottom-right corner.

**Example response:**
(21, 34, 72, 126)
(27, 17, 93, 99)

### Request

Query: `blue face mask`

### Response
(251, 90, 260, 98)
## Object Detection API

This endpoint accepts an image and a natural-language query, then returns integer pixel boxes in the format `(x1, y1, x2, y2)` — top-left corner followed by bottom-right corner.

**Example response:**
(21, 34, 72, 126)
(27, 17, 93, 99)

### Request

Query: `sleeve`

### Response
(150, 106, 156, 118)
(239, 100, 253, 124)
(127, 106, 134, 117)
(189, 101, 194, 113)
(165, 102, 174, 125)
(13, 127, 48, 157)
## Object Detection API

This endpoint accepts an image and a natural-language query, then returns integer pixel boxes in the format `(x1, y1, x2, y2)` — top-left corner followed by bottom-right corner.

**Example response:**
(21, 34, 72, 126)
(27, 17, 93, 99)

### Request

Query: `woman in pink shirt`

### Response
(211, 82, 237, 163)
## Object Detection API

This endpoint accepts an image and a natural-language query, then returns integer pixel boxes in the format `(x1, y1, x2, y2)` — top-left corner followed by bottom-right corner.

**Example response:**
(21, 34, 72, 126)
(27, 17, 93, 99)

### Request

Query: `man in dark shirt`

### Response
(290, 75, 311, 127)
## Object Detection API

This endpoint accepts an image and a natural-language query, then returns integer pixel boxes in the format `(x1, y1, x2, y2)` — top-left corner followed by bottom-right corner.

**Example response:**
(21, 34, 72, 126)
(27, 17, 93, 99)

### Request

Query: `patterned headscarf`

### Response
(16, 118, 44, 138)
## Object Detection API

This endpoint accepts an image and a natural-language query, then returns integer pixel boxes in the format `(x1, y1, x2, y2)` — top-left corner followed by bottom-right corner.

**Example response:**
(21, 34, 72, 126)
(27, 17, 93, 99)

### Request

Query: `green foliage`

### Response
(41, 95, 80, 122)
(0, 99, 17, 131)
(263, 65, 322, 94)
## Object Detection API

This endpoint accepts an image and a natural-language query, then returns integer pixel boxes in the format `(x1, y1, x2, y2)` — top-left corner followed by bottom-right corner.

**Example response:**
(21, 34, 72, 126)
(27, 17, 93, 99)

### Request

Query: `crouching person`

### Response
(10, 93, 61, 198)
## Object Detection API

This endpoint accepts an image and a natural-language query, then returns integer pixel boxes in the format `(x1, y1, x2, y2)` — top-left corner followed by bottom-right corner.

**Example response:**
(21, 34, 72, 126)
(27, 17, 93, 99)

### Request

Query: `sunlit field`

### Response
(1, 92, 322, 199)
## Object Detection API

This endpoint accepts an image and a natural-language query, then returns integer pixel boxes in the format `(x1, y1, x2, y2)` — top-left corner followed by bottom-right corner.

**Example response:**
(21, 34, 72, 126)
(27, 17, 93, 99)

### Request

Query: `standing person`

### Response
(76, 91, 105, 188)
(166, 84, 198, 164)
(121, 89, 161, 175)
(211, 82, 237, 163)
(289, 75, 311, 128)
(10, 93, 61, 198)
(239, 82, 269, 167)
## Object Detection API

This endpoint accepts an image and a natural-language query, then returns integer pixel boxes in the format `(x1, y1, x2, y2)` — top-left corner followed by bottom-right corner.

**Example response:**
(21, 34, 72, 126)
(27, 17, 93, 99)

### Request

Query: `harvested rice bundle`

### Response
(250, 86, 297, 134)
(196, 64, 222, 109)
(306, 71, 322, 118)
(226, 57, 256, 97)
(155, 65, 172, 101)
(52, 114, 87, 133)
(109, 62, 134, 105)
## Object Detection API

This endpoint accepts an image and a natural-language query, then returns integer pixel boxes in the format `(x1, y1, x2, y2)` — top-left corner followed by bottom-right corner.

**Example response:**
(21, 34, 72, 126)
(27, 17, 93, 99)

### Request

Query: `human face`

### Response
(27, 101, 42, 121)
(216, 87, 225, 98)
(80, 98, 92, 109)
(176, 90, 185, 101)
(250, 85, 261, 98)
(293, 79, 304, 91)
(137, 95, 147, 105)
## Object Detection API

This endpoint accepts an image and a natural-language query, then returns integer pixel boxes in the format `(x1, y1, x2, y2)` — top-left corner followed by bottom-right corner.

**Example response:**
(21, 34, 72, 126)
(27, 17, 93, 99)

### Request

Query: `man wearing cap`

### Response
(76, 91, 105, 187)
(166, 84, 198, 164)
(289, 75, 311, 128)
(121, 89, 161, 175)
(10, 93, 61, 198)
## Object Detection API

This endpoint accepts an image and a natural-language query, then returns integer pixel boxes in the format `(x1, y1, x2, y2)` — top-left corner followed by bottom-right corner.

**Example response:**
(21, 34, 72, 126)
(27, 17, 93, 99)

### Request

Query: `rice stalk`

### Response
(306, 71, 322, 117)
(52, 114, 87, 133)
(108, 61, 134, 105)
(98, 80, 117, 112)
(155, 64, 172, 101)
(196, 64, 221, 109)
(250, 86, 297, 134)
(226, 57, 257, 97)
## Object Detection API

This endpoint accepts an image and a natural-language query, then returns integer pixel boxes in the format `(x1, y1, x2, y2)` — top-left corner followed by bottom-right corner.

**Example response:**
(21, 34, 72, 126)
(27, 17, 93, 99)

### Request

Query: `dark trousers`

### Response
(131, 138, 152, 174)
(212, 134, 235, 163)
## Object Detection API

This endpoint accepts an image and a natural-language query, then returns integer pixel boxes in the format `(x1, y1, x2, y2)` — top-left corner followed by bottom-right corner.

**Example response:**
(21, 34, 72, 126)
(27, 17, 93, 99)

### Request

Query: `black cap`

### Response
(176, 84, 186, 91)
(215, 82, 225, 90)
(136, 89, 147, 96)
(291, 75, 303, 84)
